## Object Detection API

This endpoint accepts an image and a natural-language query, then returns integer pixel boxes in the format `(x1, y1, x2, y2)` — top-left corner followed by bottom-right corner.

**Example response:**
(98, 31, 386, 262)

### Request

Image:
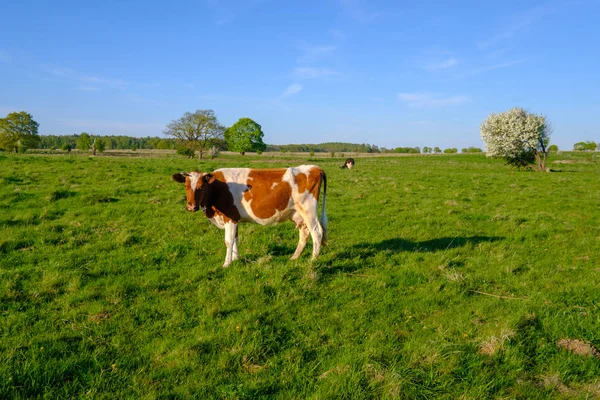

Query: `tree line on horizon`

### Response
(0, 110, 596, 159)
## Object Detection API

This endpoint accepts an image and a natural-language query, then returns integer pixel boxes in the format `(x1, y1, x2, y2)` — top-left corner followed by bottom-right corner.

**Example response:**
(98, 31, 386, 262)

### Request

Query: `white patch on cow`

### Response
(209, 215, 225, 229)
(215, 168, 251, 215)
(285, 165, 319, 200)
(187, 171, 202, 192)
(270, 182, 278, 190)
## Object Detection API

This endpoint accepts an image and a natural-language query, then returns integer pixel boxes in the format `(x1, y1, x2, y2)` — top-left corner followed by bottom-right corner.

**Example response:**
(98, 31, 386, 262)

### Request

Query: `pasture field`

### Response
(1, 151, 600, 399)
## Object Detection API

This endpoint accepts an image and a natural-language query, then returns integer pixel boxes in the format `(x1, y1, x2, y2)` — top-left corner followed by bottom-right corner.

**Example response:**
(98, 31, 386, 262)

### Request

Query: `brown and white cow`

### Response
(172, 165, 327, 267)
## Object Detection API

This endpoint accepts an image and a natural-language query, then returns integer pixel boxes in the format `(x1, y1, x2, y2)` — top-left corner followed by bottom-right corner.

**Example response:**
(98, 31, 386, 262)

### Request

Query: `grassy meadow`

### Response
(1, 151, 600, 399)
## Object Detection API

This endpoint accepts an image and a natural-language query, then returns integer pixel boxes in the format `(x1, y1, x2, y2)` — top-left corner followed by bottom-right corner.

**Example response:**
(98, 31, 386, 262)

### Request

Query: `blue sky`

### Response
(1, 0, 599, 149)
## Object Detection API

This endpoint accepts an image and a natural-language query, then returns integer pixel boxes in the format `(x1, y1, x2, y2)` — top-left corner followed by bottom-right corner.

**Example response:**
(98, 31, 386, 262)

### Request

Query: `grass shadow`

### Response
(319, 236, 503, 277)
(48, 190, 77, 201)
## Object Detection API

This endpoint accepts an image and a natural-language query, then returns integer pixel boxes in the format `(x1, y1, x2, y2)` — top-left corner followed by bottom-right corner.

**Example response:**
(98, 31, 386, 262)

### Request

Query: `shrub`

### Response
(176, 147, 195, 158)
(573, 141, 596, 151)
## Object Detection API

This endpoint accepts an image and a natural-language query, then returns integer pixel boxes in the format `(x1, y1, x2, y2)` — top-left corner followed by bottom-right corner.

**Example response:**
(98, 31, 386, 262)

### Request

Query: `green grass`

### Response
(1, 151, 600, 399)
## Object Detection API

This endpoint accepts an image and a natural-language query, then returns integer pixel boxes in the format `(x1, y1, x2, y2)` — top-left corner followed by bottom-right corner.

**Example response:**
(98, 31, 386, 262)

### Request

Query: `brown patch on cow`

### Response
(243, 169, 292, 219)
(295, 167, 323, 199)
(211, 170, 226, 183)
(557, 339, 600, 358)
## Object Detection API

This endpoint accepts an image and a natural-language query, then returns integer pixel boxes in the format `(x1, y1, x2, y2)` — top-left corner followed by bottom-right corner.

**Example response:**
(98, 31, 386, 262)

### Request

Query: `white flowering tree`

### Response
(480, 107, 551, 171)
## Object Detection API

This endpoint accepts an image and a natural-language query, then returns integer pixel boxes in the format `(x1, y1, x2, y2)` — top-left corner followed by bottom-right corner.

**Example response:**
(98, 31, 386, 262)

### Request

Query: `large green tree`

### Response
(77, 132, 92, 151)
(0, 111, 40, 152)
(164, 109, 225, 159)
(225, 117, 267, 155)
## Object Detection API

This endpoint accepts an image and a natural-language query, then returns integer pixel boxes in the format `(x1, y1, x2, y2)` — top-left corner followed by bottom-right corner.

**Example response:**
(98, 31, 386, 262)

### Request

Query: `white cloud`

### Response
(397, 92, 469, 108)
(456, 59, 525, 78)
(279, 83, 303, 99)
(294, 67, 340, 79)
(49, 67, 127, 89)
(477, 2, 561, 50)
(423, 57, 457, 71)
(297, 44, 336, 64)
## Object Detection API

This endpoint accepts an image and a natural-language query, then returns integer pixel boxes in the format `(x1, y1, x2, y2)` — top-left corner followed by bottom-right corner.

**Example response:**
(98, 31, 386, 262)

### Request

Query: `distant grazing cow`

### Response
(172, 165, 327, 267)
(341, 158, 355, 169)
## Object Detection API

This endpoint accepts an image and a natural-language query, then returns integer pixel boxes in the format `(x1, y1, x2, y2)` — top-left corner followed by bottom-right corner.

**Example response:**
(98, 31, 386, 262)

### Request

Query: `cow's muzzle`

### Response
(186, 203, 199, 212)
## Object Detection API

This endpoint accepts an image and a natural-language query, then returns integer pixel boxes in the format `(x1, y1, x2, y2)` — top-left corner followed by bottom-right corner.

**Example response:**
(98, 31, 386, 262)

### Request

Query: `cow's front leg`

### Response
(223, 221, 238, 267)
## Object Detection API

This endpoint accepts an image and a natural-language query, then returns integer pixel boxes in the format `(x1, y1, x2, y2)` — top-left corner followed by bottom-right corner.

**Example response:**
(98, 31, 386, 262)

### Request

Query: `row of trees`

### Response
(1, 109, 592, 170)
(39, 134, 178, 151)
(573, 141, 597, 151)
(267, 142, 381, 153)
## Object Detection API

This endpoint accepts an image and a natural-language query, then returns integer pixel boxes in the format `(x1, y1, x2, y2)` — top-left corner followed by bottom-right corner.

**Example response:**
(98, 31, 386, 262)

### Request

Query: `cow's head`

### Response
(172, 171, 216, 212)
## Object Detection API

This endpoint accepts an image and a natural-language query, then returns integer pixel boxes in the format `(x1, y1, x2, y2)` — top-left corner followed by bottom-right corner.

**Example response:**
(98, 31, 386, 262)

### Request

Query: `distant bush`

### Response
(394, 147, 420, 154)
(62, 144, 72, 153)
(573, 141, 596, 151)
(176, 147, 195, 158)
(548, 144, 559, 152)
(309, 150, 315, 157)
(443, 148, 458, 154)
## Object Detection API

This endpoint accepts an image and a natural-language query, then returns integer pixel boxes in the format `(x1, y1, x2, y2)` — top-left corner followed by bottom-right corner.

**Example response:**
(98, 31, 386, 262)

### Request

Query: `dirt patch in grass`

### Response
(557, 339, 600, 358)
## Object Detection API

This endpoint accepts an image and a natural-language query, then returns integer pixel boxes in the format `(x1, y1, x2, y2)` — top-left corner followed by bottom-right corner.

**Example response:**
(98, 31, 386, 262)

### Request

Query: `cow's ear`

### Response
(203, 173, 216, 184)
(172, 173, 187, 183)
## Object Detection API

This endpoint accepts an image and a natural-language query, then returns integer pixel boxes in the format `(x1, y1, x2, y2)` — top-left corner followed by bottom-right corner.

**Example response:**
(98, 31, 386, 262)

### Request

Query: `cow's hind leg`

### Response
(305, 216, 324, 260)
(223, 222, 238, 267)
(291, 220, 310, 260)
(294, 208, 323, 260)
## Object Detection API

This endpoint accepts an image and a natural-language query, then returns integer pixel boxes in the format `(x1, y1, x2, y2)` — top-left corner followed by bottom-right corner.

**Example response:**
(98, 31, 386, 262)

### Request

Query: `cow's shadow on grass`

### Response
(357, 236, 502, 254)
(317, 235, 503, 276)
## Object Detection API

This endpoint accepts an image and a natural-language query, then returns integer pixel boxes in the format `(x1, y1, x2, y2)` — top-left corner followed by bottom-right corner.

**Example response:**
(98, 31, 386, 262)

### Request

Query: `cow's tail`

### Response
(320, 170, 328, 245)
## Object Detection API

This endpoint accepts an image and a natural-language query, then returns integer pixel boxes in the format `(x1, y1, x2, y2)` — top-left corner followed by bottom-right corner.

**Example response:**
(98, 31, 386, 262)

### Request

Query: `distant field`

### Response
(1, 151, 600, 399)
